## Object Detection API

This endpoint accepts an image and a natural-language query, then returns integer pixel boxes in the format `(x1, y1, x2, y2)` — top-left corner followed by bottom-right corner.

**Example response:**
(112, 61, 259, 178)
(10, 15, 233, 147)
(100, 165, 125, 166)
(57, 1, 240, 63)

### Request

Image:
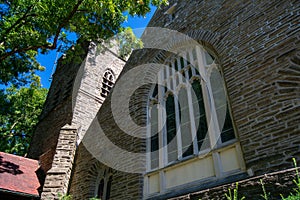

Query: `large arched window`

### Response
(101, 70, 115, 98)
(145, 45, 245, 196)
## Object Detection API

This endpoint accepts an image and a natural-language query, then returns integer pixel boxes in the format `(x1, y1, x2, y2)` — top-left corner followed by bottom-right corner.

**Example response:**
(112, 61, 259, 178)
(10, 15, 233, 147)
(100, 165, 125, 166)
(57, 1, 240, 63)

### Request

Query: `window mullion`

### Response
(166, 63, 171, 91)
(177, 57, 182, 71)
(212, 152, 223, 178)
(172, 63, 182, 160)
(102, 176, 108, 200)
(196, 46, 213, 149)
(187, 49, 197, 78)
(186, 85, 198, 155)
(158, 71, 167, 168)
(185, 49, 198, 155)
(196, 46, 220, 149)
(177, 56, 183, 84)
(206, 75, 222, 148)
(146, 107, 152, 171)
(195, 46, 207, 83)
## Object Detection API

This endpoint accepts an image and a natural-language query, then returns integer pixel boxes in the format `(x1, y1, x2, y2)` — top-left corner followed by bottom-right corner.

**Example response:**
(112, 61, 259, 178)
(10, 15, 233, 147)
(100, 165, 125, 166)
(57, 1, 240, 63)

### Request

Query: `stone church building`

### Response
(27, 0, 299, 199)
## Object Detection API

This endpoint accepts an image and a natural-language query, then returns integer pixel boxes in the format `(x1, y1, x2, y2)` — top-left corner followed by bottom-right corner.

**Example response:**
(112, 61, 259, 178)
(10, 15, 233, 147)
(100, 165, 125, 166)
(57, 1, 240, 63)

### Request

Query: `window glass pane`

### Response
(178, 88, 193, 158)
(210, 67, 235, 143)
(101, 70, 114, 98)
(97, 179, 104, 199)
(182, 144, 193, 157)
(150, 135, 159, 169)
(210, 68, 225, 109)
(195, 66, 200, 75)
(164, 86, 168, 94)
(164, 66, 168, 79)
(166, 95, 177, 162)
(175, 75, 179, 88)
(150, 105, 159, 169)
(180, 57, 184, 69)
(188, 67, 193, 80)
(221, 107, 235, 143)
(152, 84, 158, 98)
(192, 81, 209, 151)
(174, 59, 178, 71)
(169, 64, 173, 76)
(105, 176, 112, 200)
(205, 52, 214, 65)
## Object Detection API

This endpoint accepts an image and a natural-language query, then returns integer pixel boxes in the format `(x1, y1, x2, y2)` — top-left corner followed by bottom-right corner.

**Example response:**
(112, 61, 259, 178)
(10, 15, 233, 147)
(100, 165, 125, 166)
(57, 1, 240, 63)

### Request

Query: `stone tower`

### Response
(28, 41, 125, 199)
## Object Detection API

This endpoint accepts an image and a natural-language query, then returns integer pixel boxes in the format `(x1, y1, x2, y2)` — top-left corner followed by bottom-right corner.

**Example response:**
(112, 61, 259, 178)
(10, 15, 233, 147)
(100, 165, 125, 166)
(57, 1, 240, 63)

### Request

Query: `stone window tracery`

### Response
(145, 45, 245, 196)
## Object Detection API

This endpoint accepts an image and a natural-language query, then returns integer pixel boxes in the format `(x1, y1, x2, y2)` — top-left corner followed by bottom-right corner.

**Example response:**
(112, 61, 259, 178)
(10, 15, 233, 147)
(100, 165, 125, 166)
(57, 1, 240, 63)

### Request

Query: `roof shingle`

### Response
(0, 152, 40, 197)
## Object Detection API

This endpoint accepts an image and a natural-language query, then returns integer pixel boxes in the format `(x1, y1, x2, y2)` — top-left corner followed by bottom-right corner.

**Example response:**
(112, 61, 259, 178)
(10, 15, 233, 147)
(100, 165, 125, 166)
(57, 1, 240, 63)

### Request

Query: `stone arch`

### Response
(86, 161, 113, 199)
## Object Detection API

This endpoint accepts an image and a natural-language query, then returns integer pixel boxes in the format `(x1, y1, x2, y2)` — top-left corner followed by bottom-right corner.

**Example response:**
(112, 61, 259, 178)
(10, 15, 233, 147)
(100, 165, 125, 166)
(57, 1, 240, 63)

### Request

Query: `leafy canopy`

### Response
(0, 76, 48, 155)
(0, 0, 168, 86)
(117, 27, 143, 59)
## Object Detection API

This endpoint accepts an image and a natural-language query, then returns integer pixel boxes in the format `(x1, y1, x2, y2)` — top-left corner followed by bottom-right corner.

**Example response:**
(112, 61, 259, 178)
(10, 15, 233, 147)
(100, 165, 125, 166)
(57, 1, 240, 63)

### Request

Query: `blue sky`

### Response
(36, 6, 157, 89)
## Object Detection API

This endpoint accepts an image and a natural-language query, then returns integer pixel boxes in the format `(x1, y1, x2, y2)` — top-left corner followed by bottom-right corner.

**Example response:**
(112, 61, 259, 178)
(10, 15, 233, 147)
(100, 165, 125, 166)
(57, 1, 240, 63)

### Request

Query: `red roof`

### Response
(0, 152, 40, 197)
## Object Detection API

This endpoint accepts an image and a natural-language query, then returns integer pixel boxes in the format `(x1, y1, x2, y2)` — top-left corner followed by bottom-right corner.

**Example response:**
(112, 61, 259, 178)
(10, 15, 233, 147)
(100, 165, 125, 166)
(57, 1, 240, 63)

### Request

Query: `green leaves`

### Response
(117, 27, 143, 59)
(0, 0, 170, 155)
(0, 77, 48, 155)
(0, 0, 168, 86)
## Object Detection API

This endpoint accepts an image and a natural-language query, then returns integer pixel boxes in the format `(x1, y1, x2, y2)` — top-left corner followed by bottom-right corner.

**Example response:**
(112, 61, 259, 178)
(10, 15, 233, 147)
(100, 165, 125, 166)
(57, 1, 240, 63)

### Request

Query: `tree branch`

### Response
(4, 0, 11, 6)
(51, 0, 84, 51)
(0, 5, 35, 43)
(0, 0, 84, 61)
(9, 120, 20, 132)
(0, 132, 27, 138)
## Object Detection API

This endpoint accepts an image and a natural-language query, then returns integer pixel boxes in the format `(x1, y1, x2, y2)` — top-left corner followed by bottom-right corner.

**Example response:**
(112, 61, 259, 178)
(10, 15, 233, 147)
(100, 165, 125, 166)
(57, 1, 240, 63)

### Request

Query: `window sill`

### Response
(145, 139, 238, 175)
(144, 170, 249, 200)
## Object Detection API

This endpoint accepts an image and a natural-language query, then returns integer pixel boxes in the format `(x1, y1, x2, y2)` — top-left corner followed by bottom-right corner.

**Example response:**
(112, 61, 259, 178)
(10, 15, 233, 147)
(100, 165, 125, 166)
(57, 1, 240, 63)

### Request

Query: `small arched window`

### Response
(95, 168, 113, 200)
(101, 70, 115, 98)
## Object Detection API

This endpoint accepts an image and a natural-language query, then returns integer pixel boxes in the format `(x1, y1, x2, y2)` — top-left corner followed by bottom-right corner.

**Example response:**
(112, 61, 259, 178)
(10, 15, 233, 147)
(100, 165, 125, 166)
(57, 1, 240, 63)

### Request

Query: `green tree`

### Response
(117, 27, 143, 59)
(0, 0, 168, 86)
(0, 76, 48, 156)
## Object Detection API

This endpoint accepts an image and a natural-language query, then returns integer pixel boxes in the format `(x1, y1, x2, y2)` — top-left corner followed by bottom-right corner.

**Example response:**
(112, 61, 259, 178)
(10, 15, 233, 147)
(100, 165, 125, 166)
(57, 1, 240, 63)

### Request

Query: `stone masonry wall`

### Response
(28, 42, 89, 160)
(169, 167, 300, 200)
(29, 41, 125, 199)
(71, 42, 125, 143)
(41, 125, 78, 200)
(68, 0, 300, 199)
(33, 0, 300, 199)
(68, 143, 143, 200)
(147, 0, 300, 175)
